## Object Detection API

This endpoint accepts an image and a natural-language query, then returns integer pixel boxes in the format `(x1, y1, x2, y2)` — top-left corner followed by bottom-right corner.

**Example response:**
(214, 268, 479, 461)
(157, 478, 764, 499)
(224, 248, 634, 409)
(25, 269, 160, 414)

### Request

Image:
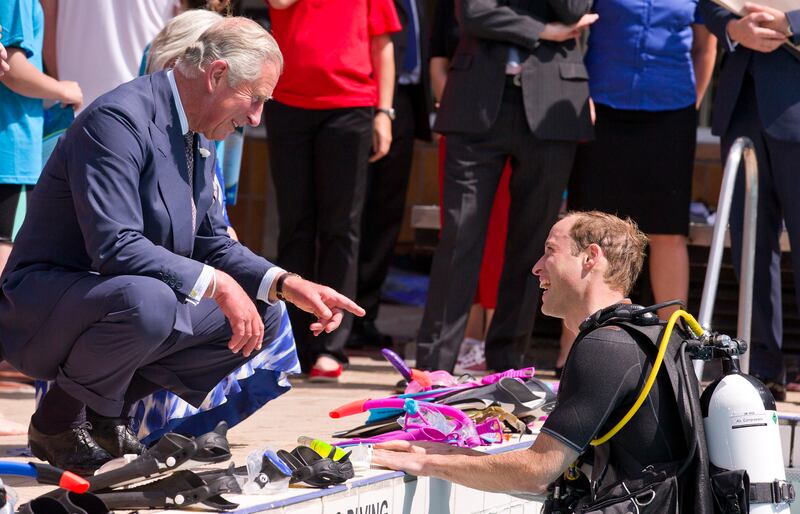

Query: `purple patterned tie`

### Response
(184, 131, 196, 232)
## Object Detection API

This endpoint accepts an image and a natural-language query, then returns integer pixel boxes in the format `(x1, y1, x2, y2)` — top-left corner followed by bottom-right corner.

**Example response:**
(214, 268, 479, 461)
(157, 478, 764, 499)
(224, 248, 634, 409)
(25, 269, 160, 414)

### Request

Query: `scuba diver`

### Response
(373, 211, 714, 513)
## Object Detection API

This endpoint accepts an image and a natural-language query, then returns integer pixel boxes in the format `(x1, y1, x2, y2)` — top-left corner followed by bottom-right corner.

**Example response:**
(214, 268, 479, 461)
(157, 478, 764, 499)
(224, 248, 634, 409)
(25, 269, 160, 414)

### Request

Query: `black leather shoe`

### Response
(29, 422, 113, 476)
(88, 416, 146, 457)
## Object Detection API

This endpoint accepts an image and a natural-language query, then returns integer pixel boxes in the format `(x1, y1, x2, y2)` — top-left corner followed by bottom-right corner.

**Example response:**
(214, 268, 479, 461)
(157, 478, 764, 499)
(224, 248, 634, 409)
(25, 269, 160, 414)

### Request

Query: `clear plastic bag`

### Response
(0, 479, 18, 514)
(238, 448, 292, 495)
(347, 444, 374, 473)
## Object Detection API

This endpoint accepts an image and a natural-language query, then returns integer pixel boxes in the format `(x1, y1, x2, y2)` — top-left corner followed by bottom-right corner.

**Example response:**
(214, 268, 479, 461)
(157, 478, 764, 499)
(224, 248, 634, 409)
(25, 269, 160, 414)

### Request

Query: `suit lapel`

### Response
(149, 72, 194, 256)
(194, 136, 214, 226)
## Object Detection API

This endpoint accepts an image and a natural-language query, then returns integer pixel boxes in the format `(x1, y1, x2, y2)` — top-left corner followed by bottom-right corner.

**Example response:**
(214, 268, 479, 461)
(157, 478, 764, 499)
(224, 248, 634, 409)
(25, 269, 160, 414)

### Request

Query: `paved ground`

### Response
(3, 303, 800, 507)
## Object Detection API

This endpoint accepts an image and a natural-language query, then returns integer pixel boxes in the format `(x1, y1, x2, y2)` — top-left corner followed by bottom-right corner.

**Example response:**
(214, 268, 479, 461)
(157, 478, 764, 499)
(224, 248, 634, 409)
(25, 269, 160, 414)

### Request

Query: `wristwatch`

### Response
(275, 272, 300, 301)
(376, 108, 396, 121)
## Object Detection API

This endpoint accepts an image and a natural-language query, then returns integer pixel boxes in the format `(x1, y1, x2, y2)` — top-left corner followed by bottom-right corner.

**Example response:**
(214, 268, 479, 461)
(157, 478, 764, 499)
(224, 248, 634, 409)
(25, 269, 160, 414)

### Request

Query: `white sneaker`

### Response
(454, 338, 486, 374)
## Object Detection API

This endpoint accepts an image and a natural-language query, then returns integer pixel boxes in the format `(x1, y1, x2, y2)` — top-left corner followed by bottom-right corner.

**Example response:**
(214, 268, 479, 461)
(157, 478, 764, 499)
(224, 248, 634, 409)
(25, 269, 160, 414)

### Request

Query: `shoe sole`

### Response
(308, 375, 340, 383)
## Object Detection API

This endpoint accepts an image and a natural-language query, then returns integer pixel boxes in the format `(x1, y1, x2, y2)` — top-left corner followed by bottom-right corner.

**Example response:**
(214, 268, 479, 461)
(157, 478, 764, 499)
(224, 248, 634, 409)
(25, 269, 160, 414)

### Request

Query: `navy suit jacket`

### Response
(699, 1, 800, 142)
(0, 71, 274, 356)
(392, 0, 432, 142)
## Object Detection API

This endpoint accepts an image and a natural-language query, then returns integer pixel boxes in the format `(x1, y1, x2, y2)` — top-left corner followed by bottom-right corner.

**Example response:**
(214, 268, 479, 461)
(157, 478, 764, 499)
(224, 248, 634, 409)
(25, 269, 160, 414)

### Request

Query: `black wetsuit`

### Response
(541, 325, 688, 484)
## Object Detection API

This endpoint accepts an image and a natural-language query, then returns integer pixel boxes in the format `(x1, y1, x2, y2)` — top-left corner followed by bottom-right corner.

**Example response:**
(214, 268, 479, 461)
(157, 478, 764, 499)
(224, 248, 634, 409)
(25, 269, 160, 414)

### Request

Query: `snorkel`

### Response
(0, 462, 89, 493)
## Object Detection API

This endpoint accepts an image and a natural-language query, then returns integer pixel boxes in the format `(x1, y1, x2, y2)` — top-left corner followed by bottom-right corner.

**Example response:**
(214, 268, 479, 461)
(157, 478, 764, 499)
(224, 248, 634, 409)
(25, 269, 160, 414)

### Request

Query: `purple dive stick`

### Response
(381, 348, 413, 381)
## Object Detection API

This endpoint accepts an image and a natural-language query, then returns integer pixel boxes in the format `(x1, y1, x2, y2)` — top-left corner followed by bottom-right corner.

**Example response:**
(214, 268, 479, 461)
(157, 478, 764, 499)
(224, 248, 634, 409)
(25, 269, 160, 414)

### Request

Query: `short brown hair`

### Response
(566, 211, 648, 295)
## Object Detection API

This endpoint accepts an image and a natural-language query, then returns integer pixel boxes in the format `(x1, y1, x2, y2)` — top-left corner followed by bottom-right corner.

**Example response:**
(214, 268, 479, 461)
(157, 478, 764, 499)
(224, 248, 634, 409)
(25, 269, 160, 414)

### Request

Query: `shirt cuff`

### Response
(725, 31, 739, 52)
(187, 265, 215, 305)
(257, 266, 287, 305)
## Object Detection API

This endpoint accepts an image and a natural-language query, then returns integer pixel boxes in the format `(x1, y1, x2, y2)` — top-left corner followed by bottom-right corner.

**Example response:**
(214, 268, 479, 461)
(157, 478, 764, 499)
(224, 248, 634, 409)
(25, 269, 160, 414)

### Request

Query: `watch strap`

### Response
(276, 272, 299, 301)
(376, 108, 395, 120)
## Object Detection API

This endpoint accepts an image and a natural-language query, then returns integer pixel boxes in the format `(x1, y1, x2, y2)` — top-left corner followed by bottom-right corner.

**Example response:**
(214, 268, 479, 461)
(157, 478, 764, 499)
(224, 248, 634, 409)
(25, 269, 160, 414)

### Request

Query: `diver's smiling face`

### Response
(532, 216, 586, 320)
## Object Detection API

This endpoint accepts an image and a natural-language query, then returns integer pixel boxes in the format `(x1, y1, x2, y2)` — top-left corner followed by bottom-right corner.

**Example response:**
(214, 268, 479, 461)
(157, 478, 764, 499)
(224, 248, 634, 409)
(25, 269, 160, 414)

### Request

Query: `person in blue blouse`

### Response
(568, 0, 716, 320)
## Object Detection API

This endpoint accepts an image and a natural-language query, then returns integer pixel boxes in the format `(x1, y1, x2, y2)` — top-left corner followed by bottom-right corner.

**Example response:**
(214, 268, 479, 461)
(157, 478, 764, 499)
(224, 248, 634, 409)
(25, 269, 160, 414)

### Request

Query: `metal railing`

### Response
(694, 137, 759, 377)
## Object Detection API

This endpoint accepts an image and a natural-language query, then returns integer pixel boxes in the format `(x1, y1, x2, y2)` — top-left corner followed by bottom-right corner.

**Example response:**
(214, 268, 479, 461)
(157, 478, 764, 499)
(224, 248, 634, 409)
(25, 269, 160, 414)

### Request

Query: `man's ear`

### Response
(583, 243, 604, 270)
(206, 60, 228, 92)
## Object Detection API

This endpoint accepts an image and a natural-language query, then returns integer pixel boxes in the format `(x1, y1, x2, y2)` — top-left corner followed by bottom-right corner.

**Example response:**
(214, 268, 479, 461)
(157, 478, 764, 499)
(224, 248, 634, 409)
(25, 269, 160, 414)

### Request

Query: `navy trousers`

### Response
(724, 77, 800, 384)
(6, 273, 280, 417)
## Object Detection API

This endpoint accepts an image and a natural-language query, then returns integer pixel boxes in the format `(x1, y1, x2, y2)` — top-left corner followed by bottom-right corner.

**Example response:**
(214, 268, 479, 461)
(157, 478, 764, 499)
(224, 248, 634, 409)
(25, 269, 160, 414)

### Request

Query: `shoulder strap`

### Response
(613, 322, 694, 464)
(614, 321, 714, 514)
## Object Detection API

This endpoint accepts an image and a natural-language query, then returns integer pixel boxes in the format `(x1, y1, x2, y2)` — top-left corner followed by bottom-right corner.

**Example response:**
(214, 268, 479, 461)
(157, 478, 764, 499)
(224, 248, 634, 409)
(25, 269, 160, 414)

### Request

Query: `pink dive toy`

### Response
(380, 349, 536, 394)
(330, 397, 501, 448)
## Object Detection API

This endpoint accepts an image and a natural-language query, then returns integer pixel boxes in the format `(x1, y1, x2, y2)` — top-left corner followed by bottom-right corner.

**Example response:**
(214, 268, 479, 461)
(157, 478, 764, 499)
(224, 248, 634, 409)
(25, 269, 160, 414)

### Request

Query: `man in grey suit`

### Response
(416, 0, 597, 372)
(699, 0, 800, 398)
(0, 18, 364, 474)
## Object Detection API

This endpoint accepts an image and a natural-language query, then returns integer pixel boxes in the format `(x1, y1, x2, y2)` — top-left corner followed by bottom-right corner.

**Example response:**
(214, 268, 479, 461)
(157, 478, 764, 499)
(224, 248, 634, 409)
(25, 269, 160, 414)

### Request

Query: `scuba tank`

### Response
(542, 302, 794, 513)
(698, 334, 793, 513)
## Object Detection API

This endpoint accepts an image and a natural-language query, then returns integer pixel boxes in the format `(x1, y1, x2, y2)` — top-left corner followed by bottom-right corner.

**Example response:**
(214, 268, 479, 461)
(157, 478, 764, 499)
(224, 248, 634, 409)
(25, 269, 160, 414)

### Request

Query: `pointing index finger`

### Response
(334, 294, 366, 317)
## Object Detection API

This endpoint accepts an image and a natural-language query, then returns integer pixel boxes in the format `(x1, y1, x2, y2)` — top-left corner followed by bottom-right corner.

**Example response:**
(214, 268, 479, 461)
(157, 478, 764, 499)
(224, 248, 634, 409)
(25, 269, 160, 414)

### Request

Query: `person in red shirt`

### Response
(264, 0, 400, 381)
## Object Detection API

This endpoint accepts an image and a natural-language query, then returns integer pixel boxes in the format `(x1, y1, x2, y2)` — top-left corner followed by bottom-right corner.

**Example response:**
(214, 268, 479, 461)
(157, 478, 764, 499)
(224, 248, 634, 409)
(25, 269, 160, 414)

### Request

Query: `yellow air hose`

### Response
(590, 309, 704, 446)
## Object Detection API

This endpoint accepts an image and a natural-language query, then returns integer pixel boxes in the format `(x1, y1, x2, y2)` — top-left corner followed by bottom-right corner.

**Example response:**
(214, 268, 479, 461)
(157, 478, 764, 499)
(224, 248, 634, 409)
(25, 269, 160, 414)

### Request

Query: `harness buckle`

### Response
(771, 480, 795, 503)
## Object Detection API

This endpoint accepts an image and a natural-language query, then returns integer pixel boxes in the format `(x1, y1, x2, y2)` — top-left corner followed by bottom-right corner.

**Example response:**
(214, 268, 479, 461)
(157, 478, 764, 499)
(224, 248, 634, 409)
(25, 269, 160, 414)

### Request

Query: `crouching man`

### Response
(374, 211, 712, 513)
(0, 18, 364, 474)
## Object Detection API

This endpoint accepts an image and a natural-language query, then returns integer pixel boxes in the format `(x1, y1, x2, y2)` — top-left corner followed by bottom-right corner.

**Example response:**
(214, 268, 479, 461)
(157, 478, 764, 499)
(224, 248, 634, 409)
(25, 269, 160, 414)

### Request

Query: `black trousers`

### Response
(416, 84, 576, 372)
(723, 76, 800, 384)
(264, 101, 373, 369)
(9, 273, 280, 417)
(358, 85, 419, 321)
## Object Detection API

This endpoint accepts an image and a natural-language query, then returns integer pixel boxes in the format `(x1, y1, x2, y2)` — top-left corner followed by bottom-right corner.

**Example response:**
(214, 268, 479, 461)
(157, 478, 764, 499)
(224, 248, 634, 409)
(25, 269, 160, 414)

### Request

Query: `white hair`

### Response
(146, 10, 224, 74)
(174, 17, 283, 86)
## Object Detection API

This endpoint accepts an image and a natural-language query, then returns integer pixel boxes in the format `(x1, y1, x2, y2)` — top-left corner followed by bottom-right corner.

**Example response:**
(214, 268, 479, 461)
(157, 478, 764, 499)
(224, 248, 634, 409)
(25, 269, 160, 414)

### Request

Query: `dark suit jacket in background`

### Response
(0, 71, 275, 363)
(698, 1, 800, 384)
(434, 0, 593, 141)
(699, 1, 800, 142)
(392, 0, 433, 141)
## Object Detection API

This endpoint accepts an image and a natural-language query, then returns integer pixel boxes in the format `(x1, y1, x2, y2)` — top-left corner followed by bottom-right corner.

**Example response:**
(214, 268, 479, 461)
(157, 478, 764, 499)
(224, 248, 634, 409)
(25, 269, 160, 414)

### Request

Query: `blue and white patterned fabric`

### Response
(35, 301, 300, 445)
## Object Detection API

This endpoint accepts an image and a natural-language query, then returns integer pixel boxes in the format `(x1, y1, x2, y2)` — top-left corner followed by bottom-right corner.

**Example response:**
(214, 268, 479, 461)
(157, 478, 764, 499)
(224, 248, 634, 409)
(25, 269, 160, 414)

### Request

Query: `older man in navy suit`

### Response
(0, 17, 364, 474)
(700, 1, 800, 398)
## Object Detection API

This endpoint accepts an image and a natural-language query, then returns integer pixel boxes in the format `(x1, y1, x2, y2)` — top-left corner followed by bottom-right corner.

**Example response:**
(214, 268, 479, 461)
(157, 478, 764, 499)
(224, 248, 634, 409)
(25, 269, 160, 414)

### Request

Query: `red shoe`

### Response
(308, 364, 342, 382)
